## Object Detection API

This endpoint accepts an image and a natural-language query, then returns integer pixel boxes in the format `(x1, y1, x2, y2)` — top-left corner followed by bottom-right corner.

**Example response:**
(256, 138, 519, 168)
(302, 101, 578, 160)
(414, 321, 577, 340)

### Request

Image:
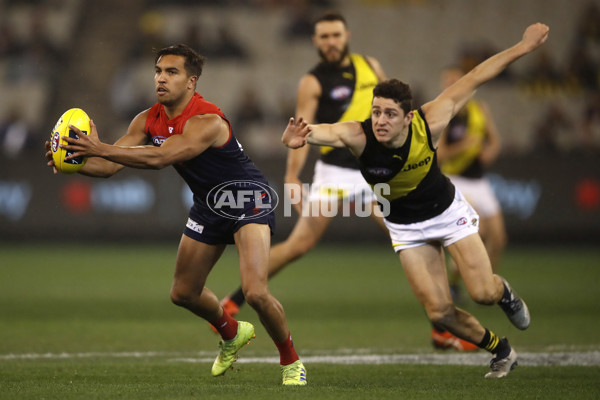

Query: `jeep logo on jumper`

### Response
(207, 180, 278, 220)
(402, 156, 431, 172)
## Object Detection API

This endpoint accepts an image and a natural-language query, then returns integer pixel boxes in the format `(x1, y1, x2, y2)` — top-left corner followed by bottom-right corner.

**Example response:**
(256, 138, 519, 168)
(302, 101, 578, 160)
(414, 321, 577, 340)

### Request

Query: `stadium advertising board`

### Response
(1, 154, 598, 244)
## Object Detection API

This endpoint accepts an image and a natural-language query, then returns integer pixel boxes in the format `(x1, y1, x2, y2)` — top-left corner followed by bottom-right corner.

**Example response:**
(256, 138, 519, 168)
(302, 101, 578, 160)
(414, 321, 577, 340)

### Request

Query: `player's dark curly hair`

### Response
(314, 11, 347, 31)
(154, 44, 205, 78)
(373, 79, 412, 115)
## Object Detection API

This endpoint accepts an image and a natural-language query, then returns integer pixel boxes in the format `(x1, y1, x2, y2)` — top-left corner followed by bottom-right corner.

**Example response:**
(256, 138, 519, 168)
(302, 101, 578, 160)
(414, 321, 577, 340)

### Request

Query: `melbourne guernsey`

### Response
(143, 92, 271, 210)
(359, 109, 455, 224)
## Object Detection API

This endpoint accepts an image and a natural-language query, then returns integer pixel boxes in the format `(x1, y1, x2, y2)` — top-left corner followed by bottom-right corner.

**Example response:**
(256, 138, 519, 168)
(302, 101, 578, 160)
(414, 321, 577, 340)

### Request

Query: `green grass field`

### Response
(1, 243, 599, 399)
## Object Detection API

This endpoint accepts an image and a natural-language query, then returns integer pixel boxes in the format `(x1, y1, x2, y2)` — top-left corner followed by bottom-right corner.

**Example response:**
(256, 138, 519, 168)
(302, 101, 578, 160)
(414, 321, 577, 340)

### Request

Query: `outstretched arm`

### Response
(423, 22, 549, 145)
(61, 112, 226, 172)
(281, 117, 366, 156)
(79, 112, 149, 177)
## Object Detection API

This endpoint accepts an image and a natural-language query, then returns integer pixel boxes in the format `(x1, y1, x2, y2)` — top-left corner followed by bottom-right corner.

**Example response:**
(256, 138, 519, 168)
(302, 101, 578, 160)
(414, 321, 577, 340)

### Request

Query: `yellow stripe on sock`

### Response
(485, 332, 500, 352)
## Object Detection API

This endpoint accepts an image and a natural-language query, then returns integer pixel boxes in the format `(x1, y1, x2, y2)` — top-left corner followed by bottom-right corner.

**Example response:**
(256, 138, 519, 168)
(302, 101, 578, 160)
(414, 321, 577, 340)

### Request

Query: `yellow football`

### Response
(50, 108, 90, 174)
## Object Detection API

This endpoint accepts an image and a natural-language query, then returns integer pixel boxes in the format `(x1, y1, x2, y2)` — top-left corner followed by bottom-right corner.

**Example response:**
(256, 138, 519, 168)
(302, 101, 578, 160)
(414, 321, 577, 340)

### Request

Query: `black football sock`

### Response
(230, 287, 246, 307)
(478, 329, 510, 358)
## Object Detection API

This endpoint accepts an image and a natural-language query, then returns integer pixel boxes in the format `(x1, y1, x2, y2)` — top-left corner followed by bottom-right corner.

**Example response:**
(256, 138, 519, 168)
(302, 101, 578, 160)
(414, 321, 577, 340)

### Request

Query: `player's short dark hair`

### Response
(314, 11, 347, 32)
(373, 79, 412, 115)
(154, 44, 205, 77)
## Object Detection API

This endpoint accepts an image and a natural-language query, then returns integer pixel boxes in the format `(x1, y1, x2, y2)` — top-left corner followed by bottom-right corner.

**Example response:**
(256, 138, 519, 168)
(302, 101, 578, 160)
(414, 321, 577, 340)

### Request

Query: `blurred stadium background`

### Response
(0, 0, 599, 245)
(1, 2, 599, 398)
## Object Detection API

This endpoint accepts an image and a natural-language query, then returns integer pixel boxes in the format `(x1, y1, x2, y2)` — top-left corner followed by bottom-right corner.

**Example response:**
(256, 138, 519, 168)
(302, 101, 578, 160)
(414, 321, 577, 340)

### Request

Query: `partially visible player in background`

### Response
(432, 66, 508, 351)
(45, 44, 306, 386)
(219, 11, 387, 316)
(438, 65, 507, 275)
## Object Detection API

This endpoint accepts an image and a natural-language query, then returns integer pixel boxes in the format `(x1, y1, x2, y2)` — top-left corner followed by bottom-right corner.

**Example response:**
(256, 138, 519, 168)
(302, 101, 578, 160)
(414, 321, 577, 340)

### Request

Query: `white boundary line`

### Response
(2, 351, 600, 366)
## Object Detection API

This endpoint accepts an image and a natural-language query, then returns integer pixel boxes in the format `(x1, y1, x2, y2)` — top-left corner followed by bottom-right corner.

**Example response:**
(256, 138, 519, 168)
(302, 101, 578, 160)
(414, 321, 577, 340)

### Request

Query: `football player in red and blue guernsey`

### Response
(45, 44, 306, 386)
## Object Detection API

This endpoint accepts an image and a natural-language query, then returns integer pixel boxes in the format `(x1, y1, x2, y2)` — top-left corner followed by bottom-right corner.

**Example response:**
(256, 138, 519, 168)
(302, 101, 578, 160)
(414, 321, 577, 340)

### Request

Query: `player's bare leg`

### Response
(268, 210, 332, 279)
(399, 244, 486, 343)
(234, 223, 291, 341)
(447, 234, 504, 305)
(234, 223, 305, 385)
(170, 235, 226, 322)
(400, 242, 517, 377)
(478, 213, 507, 272)
(222, 199, 387, 314)
(218, 201, 333, 314)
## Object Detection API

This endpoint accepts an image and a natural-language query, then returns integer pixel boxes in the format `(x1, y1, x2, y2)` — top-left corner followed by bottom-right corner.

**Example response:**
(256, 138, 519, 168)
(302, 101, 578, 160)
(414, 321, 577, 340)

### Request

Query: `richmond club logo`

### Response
(206, 180, 278, 220)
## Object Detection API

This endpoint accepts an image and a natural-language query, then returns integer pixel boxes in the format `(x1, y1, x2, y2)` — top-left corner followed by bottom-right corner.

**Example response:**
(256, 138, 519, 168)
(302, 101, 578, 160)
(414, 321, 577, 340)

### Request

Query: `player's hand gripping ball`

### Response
(50, 108, 90, 174)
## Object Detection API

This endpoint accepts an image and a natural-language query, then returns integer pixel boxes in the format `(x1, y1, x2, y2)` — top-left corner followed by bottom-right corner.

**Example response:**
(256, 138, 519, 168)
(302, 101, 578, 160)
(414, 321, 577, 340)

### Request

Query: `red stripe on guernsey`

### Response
(215, 125, 232, 148)
(144, 92, 231, 142)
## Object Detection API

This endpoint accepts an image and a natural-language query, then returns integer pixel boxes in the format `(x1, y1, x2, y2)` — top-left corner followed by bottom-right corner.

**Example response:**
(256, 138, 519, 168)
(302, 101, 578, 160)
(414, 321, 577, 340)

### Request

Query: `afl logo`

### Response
(457, 217, 467, 226)
(367, 167, 392, 177)
(207, 180, 279, 220)
(152, 136, 167, 146)
(330, 86, 352, 100)
(51, 132, 60, 152)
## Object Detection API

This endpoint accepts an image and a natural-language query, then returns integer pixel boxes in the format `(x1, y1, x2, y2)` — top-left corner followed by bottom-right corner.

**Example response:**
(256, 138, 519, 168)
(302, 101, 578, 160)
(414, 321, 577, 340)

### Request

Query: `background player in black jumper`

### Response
(220, 11, 387, 315)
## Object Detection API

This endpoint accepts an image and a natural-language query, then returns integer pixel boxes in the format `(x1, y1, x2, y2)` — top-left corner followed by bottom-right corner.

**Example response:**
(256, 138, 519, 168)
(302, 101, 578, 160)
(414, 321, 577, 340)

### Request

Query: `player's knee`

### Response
(426, 304, 456, 327)
(243, 288, 270, 311)
(469, 286, 497, 305)
(170, 284, 197, 308)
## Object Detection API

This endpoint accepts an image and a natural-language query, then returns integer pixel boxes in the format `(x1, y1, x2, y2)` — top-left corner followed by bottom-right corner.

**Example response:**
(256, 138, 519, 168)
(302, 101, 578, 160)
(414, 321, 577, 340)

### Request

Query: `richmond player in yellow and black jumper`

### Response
(220, 11, 387, 314)
(282, 22, 549, 378)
